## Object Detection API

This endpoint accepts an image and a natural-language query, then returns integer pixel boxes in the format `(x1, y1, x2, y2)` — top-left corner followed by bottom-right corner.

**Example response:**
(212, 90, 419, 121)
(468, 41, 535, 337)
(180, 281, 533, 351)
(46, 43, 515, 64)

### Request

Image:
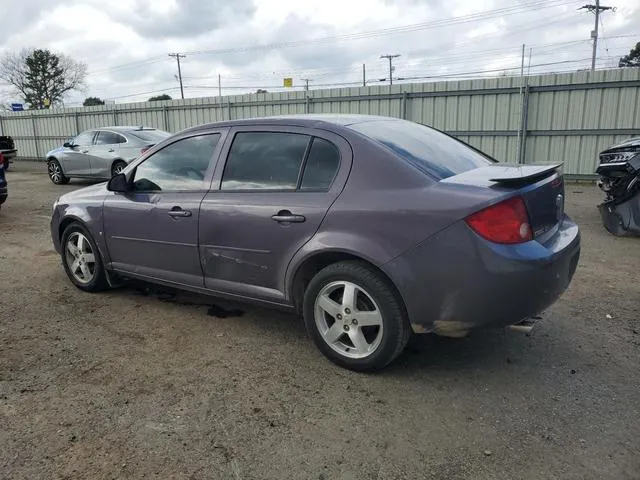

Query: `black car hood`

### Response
(601, 137, 640, 153)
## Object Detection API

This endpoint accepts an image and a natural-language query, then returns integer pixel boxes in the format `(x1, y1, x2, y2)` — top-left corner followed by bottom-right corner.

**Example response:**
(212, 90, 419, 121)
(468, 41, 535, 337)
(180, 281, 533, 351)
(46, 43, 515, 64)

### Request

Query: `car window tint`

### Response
(74, 131, 96, 146)
(96, 131, 126, 145)
(133, 134, 220, 192)
(300, 138, 340, 190)
(221, 132, 310, 190)
(349, 119, 492, 179)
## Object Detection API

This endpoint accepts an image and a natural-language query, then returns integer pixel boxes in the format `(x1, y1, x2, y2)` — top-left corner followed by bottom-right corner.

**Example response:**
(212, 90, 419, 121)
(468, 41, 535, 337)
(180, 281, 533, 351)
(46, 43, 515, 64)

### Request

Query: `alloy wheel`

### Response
(48, 161, 62, 183)
(314, 281, 384, 359)
(64, 232, 96, 284)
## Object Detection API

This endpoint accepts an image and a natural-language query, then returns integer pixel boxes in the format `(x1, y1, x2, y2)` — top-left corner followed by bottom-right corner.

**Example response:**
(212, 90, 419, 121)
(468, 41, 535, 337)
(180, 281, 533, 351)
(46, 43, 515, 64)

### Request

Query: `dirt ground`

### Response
(1, 162, 639, 480)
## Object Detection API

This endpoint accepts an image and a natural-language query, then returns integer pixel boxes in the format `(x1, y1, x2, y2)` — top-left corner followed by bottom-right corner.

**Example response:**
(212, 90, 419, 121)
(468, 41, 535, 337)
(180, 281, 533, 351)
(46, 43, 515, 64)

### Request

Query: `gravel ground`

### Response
(1, 162, 639, 480)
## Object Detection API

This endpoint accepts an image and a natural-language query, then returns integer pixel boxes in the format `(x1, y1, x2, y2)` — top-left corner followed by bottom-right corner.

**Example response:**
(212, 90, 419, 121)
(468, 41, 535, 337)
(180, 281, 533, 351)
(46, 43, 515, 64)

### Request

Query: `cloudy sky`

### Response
(1, 0, 639, 105)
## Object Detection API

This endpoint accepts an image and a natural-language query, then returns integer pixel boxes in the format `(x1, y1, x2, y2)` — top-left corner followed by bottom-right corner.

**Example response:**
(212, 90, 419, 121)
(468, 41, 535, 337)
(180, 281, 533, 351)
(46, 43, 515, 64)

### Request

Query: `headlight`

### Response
(599, 150, 639, 164)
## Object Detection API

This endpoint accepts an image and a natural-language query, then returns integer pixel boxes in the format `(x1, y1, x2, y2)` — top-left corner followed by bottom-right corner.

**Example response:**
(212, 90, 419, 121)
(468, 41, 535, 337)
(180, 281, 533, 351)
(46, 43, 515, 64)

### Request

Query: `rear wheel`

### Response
(303, 261, 411, 371)
(61, 223, 108, 292)
(48, 158, 69, 185)
(111, 160, 127, 177)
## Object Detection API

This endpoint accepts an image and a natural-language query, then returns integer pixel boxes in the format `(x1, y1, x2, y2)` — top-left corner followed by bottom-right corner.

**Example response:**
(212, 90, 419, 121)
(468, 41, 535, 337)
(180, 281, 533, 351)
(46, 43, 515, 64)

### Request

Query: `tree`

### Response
(83, 96, 105, 106)
(149, 94, 172, 101)
(619, 42, 640, 68)
(0, 48, 87, 109)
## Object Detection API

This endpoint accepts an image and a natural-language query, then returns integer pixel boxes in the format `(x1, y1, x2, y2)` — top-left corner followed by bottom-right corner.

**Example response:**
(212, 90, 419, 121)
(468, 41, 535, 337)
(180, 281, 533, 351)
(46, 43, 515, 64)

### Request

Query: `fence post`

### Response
(0, 115, 4, 135)
(74, 111, 80, 135)
(31, 114, 40, 159)
(401, 91, 408, 119)
(227, 100, 232, 121)
(305, 95, 310, 114)
(518, 85, 530, 164)
(113, 108, 118, 126)
(163, 105, 169, 131)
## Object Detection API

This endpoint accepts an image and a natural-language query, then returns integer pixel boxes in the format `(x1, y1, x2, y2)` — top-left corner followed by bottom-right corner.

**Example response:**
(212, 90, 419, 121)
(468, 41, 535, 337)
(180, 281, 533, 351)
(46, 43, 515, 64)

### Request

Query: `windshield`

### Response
(128, 129, 171, 143)
(349, 119, 494, 179)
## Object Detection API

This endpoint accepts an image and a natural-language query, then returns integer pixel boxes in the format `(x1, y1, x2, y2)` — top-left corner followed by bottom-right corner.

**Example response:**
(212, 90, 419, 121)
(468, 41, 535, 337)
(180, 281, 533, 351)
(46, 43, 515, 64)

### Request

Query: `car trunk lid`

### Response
(441, 164, 565, 239)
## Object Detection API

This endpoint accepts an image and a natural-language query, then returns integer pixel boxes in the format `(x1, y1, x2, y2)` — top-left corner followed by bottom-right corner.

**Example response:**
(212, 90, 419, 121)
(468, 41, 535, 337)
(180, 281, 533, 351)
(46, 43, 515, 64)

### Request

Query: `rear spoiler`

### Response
(441, 163, 563, 188)
(488, 164, 562, 185)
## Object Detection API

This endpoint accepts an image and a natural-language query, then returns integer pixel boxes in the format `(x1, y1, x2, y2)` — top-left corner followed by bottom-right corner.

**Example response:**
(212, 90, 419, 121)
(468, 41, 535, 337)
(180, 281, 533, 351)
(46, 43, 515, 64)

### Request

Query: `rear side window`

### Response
(349, 119, 492, 179)
(222, 132, 310, 190)
(96, 131, 126, 145)
(300, 138, 340, 190)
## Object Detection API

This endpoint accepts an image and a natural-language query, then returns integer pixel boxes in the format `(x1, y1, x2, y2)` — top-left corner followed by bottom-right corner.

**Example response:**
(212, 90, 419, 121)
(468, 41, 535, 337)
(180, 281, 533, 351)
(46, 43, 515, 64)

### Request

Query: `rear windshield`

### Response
(349, 120, 494, 179)
(128, 129, 171, 143)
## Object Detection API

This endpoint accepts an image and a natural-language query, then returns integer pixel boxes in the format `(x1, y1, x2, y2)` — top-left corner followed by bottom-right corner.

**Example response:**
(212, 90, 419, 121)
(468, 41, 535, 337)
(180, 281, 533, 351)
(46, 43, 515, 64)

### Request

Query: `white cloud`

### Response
(0, 0, 638, 105)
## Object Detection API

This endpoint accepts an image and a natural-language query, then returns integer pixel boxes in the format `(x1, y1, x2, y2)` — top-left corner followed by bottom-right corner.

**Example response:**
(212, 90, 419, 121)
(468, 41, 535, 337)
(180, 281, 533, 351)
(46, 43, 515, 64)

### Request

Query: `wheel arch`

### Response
(288, 249, 407, 316)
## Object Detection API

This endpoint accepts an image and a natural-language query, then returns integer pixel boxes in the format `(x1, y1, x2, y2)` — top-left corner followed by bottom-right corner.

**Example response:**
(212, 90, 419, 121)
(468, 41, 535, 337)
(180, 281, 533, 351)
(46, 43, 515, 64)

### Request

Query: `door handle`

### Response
(108, 148, 115, 153)
(168, 207, 192, 218)
(272, 210, 305, 223)
(81, 150, 89, 153)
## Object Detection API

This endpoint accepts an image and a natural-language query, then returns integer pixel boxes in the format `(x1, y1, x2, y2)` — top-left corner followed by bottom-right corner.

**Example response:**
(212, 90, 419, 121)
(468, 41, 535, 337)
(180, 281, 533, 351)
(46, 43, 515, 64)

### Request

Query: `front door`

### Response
(90, 130, 127, 178)
(61, 130, 96, 176)
(103, 132, 224, 287)
(199, 128, 349, 302)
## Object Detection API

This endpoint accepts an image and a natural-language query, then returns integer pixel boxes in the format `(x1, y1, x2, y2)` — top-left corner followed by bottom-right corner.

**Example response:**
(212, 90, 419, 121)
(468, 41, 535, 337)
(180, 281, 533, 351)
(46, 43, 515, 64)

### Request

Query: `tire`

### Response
(303, 261, 411, 371)
(111, 160, 127, 177)
(47, 158, 70, 185)
(60, 222, 108, 292)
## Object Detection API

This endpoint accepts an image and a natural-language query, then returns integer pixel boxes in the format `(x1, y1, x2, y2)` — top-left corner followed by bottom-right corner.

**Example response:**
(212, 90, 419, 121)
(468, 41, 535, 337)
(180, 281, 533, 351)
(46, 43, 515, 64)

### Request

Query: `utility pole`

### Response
(380, 54, 400, 86)
(218, 74, 222, 98)
(301, 78, 312, 91)
(168, 53, 186, 99)
(580, 1, 614, 71)
(362, 64, 366, 87)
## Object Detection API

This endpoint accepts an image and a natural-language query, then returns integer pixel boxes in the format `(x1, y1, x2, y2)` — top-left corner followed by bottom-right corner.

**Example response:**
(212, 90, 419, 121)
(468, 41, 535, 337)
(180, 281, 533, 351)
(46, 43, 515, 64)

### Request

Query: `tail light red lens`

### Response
(0, 153, 4, 168)
(465, 196, 533, 244)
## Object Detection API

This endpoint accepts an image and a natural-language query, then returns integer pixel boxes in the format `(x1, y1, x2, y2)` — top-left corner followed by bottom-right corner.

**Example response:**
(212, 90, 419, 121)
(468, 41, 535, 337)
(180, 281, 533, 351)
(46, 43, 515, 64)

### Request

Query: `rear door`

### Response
(61, 130, 97, 175)
(199, 126, 351, 302)
(90, 130, 127, 178)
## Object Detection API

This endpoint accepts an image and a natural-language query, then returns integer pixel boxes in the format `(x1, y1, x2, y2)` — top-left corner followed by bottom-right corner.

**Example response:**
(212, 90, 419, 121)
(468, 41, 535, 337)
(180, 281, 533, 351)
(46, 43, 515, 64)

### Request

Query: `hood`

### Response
(46, 146, 67, 157)
(58, 182, 108, 204)
(601, 137, 640, 154)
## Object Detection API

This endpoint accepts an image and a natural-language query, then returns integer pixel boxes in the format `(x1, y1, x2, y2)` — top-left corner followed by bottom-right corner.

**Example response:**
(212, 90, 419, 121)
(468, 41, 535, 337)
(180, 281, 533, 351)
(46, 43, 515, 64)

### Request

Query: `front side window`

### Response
(96, 131, 126, 145)
(221, 132, 310, 190)
(73, 131, 96, 146)
(133, 134, 220, 192)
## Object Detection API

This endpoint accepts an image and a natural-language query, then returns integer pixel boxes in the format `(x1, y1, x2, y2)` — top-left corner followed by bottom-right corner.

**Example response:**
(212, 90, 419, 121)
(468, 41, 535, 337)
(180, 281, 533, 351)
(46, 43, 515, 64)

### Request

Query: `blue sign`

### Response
(11, 103, 24, 111)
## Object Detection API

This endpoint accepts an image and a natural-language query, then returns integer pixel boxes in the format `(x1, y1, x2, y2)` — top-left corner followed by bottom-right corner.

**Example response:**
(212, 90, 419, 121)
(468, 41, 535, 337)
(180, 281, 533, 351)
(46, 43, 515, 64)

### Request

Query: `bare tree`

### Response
(0, 48, 87, 109)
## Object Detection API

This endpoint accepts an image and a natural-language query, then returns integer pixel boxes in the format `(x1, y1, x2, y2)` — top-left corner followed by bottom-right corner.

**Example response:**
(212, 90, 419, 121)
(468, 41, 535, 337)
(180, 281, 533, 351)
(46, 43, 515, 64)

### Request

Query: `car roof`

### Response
(88, 126, 159, 132)
(181, 114, 396, 134)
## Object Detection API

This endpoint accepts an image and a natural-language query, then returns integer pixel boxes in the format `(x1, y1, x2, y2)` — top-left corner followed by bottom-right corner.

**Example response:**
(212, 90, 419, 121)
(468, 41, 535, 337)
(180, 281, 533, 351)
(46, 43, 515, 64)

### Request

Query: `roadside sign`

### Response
(283, 78, 293, 88)
(10, 103, 23, 111)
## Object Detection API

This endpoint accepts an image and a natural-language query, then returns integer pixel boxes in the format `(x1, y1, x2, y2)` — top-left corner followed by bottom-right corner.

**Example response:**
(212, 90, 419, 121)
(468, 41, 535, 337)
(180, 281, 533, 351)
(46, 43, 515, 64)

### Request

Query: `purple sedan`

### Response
(50, 115, 580, 371)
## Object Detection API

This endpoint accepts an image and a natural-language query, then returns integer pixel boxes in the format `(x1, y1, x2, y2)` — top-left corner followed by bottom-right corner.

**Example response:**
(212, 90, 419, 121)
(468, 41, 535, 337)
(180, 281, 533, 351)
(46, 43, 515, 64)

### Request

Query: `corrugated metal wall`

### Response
(1, 68, 639, 176)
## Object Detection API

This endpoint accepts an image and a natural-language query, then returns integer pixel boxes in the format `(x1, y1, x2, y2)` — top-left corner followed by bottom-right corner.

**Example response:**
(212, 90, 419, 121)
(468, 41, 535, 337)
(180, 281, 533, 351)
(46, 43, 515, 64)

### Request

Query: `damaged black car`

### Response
(596, 137, 640, 236)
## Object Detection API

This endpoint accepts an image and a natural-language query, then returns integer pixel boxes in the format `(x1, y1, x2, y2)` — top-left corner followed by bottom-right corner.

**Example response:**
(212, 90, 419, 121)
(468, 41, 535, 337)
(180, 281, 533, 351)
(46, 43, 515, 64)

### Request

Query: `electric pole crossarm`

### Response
(380, 54, 400, 86)
(579, 2, 614, 71)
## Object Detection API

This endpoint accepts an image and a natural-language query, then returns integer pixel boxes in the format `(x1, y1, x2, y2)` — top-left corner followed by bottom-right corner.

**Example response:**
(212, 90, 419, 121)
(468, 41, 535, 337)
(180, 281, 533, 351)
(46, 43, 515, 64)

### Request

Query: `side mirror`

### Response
(63, 141, 73, 148)
(107, 173, 132, 193)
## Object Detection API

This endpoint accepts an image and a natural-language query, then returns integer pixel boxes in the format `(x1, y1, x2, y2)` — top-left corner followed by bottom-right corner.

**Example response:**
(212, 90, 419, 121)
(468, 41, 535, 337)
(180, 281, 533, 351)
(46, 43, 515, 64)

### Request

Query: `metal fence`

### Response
(1, 68, 640, 176)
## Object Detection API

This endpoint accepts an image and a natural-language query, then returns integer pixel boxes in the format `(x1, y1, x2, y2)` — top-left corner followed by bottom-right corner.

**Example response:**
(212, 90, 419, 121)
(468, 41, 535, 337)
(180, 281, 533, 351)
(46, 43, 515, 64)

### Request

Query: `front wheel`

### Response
(60, 223, 108, 292)
(48, 159, 69, 185)
(303, 261, 411, 371)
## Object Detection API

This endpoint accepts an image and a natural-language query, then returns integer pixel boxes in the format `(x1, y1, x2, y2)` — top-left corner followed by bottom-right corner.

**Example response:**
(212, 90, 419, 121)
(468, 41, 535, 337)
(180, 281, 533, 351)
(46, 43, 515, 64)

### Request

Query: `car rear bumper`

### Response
(382, 216, 580, 334)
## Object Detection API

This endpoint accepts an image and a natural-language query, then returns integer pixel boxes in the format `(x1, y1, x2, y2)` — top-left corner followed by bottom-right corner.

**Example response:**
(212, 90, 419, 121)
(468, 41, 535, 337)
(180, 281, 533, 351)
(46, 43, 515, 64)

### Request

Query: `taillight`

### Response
(465, 196, 532, 244)
(0, 153, 4, 168)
